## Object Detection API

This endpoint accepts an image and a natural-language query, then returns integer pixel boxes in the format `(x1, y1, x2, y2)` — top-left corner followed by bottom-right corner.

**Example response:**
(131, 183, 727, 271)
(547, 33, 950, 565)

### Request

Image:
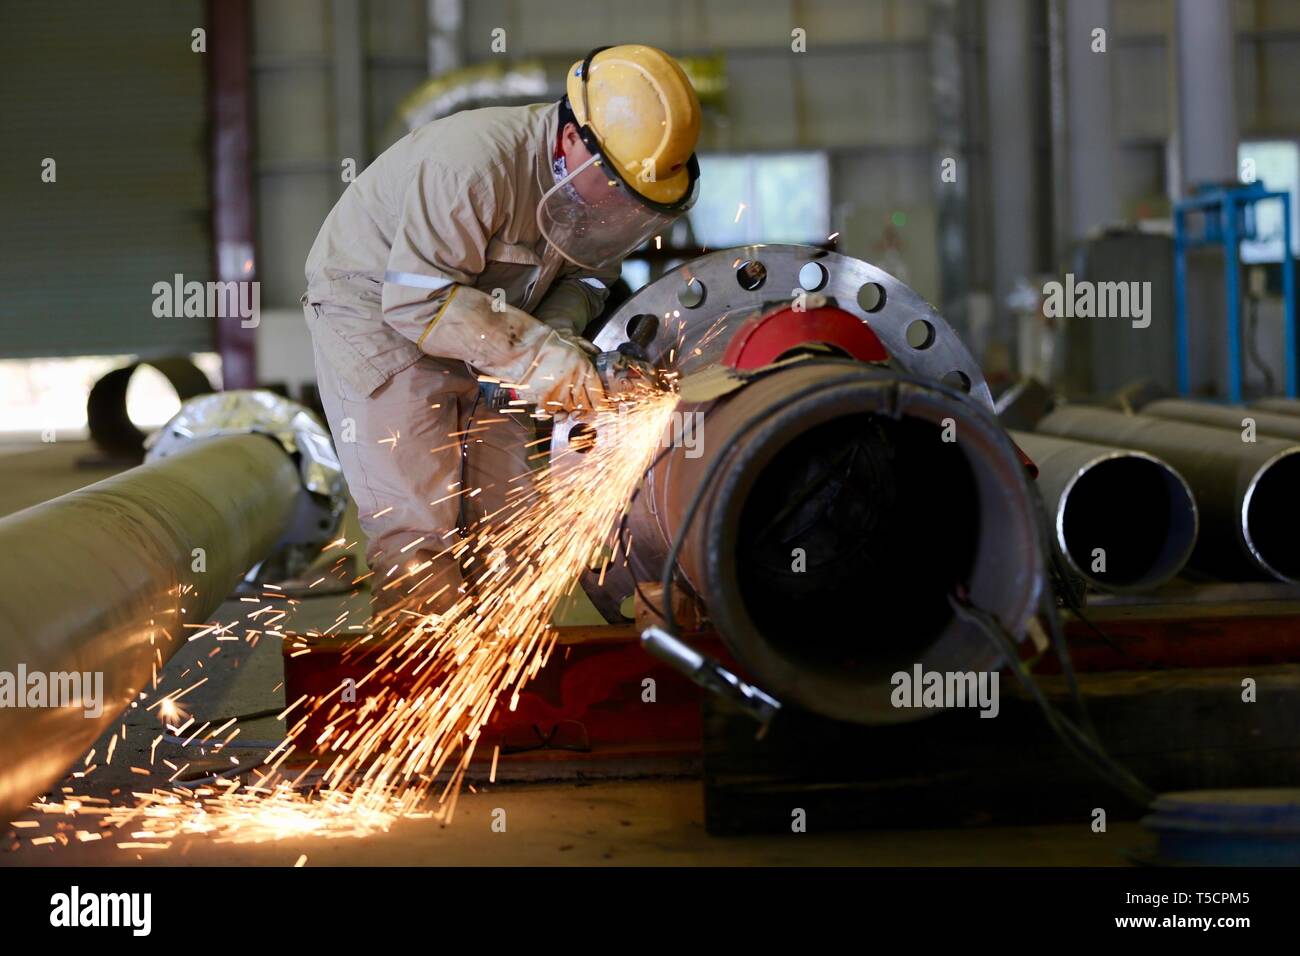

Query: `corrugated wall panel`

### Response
(0, 1, 212, 358)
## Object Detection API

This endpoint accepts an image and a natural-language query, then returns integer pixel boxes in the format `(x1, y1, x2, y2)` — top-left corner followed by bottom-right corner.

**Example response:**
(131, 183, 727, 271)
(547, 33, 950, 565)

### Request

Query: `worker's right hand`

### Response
(519, 331, 607, 412)
(553, 327, 601, 357)
(407, 284, 606, 410)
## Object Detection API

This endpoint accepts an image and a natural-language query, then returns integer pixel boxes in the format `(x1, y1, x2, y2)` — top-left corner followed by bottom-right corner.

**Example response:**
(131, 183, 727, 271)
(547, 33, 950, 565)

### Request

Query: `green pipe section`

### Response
(0, 433, 301, 817)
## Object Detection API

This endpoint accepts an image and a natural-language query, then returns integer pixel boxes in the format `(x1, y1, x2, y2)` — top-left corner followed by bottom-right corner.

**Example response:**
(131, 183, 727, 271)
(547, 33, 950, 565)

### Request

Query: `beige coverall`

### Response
(303, 103, 618, 614)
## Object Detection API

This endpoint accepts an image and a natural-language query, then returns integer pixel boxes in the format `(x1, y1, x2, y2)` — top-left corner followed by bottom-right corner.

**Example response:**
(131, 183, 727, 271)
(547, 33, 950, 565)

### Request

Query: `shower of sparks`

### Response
(25, 384, 678, 849)
(155, 697, 187, 727)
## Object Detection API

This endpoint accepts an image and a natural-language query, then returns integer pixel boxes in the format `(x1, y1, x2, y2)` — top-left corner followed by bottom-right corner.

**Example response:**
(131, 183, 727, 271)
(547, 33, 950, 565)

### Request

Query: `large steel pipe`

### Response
(1253, 397, 1300, 418)
(572, 244, 1000, 624)
(607, 360, 1042, 724)
(1012, 431, 1198, 592)
(0, 433, 302, 817)
(555, 245, 1040, 723)
(1143, 398, 1300, 444)
(1036, 406, 1300, 582)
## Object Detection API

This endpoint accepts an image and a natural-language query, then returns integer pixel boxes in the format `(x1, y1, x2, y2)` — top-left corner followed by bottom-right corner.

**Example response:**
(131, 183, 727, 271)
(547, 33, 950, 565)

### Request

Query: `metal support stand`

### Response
(1174, 181, 1297, 401)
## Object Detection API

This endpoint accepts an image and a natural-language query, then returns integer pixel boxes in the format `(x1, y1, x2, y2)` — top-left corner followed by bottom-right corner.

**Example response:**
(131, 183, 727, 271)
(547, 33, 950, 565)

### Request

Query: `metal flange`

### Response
(588, 243, 990, 407)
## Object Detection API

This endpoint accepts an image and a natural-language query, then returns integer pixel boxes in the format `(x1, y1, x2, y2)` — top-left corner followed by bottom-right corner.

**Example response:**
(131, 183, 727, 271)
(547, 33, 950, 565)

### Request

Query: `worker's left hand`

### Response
(519, 331, 607, 412)
(554, 327, 601, 356)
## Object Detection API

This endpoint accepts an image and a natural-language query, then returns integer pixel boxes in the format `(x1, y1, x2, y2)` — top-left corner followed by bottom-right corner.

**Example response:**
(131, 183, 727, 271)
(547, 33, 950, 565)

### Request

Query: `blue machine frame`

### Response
(1173, 181, 1297, 401)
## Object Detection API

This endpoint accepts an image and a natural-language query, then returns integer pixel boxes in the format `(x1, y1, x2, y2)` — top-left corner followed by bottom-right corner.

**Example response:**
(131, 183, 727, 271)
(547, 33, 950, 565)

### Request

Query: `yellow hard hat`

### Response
(565, 45, 701, 206)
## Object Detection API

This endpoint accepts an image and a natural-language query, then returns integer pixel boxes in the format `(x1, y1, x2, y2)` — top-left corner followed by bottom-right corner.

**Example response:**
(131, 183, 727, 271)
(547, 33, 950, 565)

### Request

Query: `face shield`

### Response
(538, 47, 700, 270)
(537, 150, 699, 271)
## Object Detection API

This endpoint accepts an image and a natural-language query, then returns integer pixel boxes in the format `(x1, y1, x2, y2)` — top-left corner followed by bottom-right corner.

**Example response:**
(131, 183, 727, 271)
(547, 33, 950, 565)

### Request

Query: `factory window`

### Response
(0, 354, 221, 440)
(688, 153, 831, 248)
(620, 259, 653, 294)
(1238, 140, 1299, 263)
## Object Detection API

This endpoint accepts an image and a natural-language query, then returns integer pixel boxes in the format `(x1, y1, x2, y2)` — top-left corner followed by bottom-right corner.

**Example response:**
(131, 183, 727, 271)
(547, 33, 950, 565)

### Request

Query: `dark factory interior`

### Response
(1, 0, 1298, 934)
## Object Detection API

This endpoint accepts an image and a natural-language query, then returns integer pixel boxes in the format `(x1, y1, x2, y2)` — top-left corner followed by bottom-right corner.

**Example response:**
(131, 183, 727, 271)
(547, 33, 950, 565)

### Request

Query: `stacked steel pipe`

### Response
(1012, 431, 1198, 592)
(1036, 405, 1300, 583)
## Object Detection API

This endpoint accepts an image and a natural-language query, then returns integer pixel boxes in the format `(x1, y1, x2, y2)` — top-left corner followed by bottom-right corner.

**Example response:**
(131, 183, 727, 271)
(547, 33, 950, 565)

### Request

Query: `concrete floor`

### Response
(7, 779, 1145, 867)
(0, 439, 129, 516)
(2, 441, 1150, 866)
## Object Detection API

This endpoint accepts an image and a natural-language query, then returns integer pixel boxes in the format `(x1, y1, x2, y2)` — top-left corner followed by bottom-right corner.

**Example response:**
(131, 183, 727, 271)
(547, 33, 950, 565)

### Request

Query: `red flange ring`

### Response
(719, 303, 1038, 478)
(720, 304, 889, 370)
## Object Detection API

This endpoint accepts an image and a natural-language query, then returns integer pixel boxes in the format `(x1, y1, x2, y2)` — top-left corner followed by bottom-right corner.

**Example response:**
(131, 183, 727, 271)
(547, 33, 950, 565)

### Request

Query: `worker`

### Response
(303, 45, 701, 621)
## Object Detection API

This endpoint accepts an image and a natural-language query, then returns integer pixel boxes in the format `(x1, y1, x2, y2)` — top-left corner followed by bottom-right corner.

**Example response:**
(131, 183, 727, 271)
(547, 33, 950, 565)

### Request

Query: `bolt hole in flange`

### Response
(942, 370, 972, 393)
(797, 261, 828, 292)
(736, 260, 767, 291)
(905, 318, 936, 350)
(625, 313, 660, 348)
(568, 422, 597, 454)
(856, 281, 887, 313)
(678, 277, 706, 309)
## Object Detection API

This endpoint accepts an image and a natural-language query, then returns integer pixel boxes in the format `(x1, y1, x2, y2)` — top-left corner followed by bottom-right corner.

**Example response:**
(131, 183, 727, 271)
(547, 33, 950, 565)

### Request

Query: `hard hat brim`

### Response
(574, 121, 700, 215)
(632, 164, 692, 205)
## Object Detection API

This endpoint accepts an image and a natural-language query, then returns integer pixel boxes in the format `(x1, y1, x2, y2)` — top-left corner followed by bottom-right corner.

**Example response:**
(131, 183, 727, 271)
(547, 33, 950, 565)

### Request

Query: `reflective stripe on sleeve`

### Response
(384, 270, 455, 292)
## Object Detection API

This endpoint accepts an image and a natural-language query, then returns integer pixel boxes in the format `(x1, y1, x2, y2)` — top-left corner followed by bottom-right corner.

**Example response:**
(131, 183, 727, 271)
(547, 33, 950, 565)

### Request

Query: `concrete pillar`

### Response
(928, 0, 969, 337)
(1173, 0, 1238, 192)
(428, 0, 464, 75)
(984, 0, 1038, 337)
(1063, 0, 1120, 239)
(331, 0, 367, 190)
(1172, 0, 1239, 397)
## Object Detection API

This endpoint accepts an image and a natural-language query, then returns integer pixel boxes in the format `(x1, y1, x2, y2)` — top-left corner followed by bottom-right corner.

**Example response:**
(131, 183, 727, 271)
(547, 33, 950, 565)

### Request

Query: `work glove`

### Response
(521, 330, 605, 412)
(553, 327, 601, 357)
(413, 285, 606, 412)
